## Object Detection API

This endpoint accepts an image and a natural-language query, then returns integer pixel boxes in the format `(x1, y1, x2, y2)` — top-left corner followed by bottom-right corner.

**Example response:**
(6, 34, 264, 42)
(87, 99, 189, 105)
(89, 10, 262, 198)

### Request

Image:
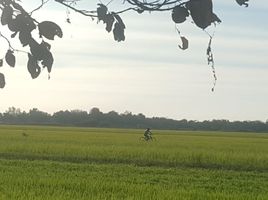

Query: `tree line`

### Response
(0, 107, 267, 133)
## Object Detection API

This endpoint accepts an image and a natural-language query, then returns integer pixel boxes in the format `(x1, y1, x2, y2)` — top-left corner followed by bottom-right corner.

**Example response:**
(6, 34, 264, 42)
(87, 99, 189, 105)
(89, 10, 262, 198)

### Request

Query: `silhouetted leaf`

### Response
(29, 39, 43, 60)
(236, 0, 249, 7)
(41, 50, 53, 73)
(41, 41, 51, 50)
(0, 59, 3, 67)
(11, 31, 18, 38)
(172, 5, 189, 23)
(27, 53, 41, 79)
(113, 14, 125, 29)
(211, 13, 221, 24)
(19, 31, 32, 46)
(29, 39, 54, 74)
(97, 4, 108, 22)
(5, 50, 15, 67)
(113, 22, 125, 42)
(38, 21, 63, 40)
(0, 73, 5, 88)
(1, 5, 13, 25)
(12, 1, 24, 11)
(187, 0, 220, 29)
(29, 40, 46, 59)
(105, 13, 114, 32)
(178, 36, 188, 50)
(7, 14, 34, 33)
(15, 14, 36, 33)
(206, 37, 217, 92)
(2, 0, 12, 5)
(7, 19, 18, 32)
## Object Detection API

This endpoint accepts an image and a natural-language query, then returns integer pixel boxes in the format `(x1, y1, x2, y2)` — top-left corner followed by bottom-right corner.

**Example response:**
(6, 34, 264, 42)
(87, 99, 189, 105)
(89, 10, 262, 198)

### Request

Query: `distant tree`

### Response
(5, 106, 21, 116)
(90, 107, 102, 116)
(1, 107, 18, 123)
(1, 107, 268, 132)
(28, 108, 50, 123)
(0, 0, 250, 89)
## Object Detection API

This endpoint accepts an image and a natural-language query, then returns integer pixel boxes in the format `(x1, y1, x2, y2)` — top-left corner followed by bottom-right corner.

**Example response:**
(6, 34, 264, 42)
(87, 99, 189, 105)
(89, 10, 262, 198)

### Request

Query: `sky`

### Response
(0, 0, 267, 121)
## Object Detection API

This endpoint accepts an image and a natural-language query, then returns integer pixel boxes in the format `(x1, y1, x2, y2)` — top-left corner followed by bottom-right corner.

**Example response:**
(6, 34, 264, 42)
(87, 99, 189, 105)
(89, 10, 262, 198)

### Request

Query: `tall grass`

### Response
(0, 125, 267, 171)
(0, 125, 267, 199)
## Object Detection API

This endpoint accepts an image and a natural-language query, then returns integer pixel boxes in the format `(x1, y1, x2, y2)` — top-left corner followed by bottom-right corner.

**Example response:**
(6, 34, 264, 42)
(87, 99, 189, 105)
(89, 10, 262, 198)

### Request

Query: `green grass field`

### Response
(0, 125, 267, 200)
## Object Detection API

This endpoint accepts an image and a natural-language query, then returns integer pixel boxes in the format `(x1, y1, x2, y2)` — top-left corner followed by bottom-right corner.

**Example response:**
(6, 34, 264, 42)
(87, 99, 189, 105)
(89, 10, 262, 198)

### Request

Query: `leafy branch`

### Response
(0, 0, 250, 89)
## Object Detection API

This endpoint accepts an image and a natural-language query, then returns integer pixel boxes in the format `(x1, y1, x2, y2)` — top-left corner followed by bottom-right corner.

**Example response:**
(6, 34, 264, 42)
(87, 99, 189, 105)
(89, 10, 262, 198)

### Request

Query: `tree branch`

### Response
(30, 0, 51, 15)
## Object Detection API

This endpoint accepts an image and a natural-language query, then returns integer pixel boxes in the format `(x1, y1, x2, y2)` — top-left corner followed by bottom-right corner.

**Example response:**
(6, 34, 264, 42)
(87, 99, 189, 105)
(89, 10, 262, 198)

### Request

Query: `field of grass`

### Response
(0, 125, 267, 199)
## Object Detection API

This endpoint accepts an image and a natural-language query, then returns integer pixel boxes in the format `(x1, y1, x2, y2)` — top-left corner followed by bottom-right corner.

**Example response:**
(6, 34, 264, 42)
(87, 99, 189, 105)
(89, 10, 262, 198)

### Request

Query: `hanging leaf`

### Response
(5, 50, 16, 67)
(27, 53, 41, 79)
(105, 14, 115, 32)
(6, 14, 34, 33)
(0, 59, 3, 67)
(113, 22, 125, 42)
(41, 41, 51, 50)
(211, 13, 221, 24)
(29, 39, 43, 60)
(236, 0, 249, 7)
(172, 5, 189, 24)
(206, 37, 217, 92)
(41, 50, 54, 73)
(1, 5, 13, 25)
(7, 19, 18, 32)
(0, 73, 5, 88)
(19, 31, 32, 47)
(38, 21, 63, 40)
(178, 36, 189, 50)
(97, 4, 108, 22)
(111, 13, 126, 42)
(11, 31, 18, 38)
(29, 39, 50, 61)
(29, 39, 54, 73)
(15, 14, 36, 33)
(12, 2, 24, 10)
(187, 0, 221, 29)
(113, 14, 126, 29)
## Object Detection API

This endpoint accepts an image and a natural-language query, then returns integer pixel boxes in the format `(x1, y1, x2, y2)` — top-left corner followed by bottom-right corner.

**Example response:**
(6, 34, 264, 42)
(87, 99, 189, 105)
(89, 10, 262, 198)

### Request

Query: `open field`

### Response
(0, 125, 268, 199)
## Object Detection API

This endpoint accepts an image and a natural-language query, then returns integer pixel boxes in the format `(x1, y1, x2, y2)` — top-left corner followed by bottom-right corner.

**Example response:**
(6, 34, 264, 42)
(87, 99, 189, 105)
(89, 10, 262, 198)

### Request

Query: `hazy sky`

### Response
(0, 1, 267, 121)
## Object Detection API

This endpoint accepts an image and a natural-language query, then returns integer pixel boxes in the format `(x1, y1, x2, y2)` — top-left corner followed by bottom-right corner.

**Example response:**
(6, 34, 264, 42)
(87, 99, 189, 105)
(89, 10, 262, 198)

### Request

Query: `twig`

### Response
(30, 0, 51, 15)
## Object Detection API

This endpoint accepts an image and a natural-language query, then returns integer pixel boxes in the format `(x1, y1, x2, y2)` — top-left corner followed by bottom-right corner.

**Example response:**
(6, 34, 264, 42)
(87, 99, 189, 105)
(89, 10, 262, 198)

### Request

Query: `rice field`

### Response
(0, 125, 267, 199)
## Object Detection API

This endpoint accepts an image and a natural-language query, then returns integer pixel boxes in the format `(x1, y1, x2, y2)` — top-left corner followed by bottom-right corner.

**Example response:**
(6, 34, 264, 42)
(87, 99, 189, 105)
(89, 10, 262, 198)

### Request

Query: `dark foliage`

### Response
(1, 107, 267, 133)
(0, 0, 250, 89)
